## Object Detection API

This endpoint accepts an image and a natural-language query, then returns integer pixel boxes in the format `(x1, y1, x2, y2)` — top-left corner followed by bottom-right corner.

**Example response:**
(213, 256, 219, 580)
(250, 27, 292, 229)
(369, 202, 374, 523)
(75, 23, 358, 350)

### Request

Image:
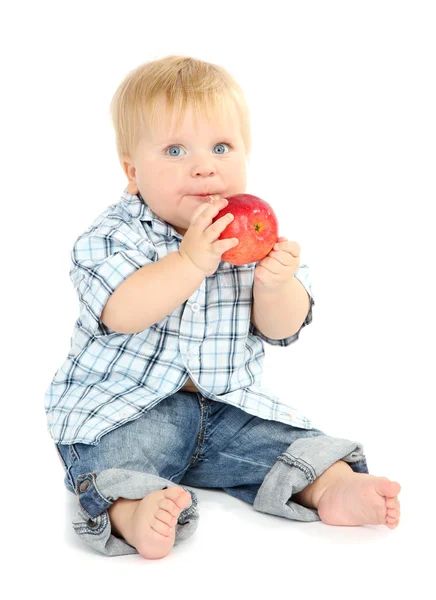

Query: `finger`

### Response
(272, 236, 287, 249)
(190, 197, 228, 229)
(205, 212, 235, 241)
(189, 200, 211, 224)
(199, 197, 231, 227)
(274, 240, 300, 256)
(189, 196, 221, 224)
(258, 256, 289, 275)
(213, 237, 239, 256)
(267, 250, 294, 267)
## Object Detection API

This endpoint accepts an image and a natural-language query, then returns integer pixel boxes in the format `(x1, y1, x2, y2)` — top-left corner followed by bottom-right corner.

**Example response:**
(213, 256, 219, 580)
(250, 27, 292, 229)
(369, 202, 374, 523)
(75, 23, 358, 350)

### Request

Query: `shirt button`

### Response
(191, 303, 200, 312)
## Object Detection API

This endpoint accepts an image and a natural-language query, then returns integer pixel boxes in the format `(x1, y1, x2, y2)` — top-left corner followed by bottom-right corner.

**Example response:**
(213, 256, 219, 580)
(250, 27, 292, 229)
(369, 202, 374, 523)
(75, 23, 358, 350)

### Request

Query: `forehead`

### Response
(146, 96, 241, 144)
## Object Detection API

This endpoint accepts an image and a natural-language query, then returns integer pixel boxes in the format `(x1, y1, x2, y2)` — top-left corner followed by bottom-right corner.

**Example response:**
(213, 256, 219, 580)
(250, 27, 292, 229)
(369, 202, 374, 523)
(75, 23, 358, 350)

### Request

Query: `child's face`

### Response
(123, 97, 247, 235)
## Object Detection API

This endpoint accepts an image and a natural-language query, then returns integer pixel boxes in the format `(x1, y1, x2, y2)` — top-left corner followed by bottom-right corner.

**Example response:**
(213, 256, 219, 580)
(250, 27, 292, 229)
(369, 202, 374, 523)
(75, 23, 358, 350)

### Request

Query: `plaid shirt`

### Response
(45, 188, 315, 445)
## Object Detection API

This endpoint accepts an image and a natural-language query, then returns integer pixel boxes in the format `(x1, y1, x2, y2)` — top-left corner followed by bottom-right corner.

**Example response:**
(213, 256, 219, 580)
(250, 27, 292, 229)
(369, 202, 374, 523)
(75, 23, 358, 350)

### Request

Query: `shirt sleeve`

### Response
(249, 263, 315, 347)
(70, 226, 157, 336)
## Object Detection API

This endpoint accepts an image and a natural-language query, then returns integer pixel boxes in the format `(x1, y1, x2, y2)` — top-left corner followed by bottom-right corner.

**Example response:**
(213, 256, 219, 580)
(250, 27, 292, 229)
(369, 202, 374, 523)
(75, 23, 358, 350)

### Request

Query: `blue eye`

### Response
(165, 142, 230, 157)
(166, 145, 186, 157)
(214, 143, 230, 154)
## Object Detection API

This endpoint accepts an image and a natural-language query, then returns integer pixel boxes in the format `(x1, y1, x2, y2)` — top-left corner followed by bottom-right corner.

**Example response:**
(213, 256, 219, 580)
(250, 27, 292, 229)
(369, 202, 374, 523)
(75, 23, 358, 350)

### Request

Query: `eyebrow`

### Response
(155, 138, 182, 147)
(155, 135, 237, 147)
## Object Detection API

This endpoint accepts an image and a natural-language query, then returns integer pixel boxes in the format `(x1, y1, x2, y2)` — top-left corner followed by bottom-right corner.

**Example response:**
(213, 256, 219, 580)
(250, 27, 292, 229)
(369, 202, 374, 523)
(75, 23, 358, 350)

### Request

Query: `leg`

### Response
(55, 392, 204, 557)
(178, 398, 400, 528)
(178, 399, 359, 515)
(293, 459, 357, 507)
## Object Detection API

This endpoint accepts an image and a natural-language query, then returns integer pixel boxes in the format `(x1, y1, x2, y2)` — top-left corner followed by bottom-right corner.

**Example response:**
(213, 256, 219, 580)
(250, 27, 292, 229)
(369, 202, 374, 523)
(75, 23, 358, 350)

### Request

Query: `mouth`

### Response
(191, 193, 224, 199)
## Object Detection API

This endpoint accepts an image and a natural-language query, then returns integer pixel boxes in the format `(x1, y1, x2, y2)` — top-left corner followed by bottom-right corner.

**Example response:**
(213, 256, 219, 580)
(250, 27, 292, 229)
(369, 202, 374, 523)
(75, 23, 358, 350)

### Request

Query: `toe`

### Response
(156, 508, 176, 527)
(386, 507, 400, 529)
(175, 490, 192, 510)
(163, 486, 191, 508)
(391, 481, 401, 495)
(386, 497, 399, 509)
(150, 517, 172, 537)
(378, 478, 401, 498)
(159, 498, 181, 518)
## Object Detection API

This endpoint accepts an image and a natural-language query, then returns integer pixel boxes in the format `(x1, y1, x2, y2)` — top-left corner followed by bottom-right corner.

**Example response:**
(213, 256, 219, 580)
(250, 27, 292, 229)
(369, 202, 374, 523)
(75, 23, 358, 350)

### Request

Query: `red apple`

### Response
(212, 193, 279, 266)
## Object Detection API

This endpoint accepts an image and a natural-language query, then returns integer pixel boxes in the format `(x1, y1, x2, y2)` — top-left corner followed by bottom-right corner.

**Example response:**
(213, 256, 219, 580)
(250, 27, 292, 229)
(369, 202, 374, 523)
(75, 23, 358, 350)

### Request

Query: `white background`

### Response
(1, 0, 434, 597)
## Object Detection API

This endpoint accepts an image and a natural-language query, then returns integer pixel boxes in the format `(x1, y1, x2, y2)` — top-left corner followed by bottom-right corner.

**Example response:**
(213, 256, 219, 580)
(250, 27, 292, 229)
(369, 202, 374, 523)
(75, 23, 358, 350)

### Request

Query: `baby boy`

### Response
(45, 55, 401, 560)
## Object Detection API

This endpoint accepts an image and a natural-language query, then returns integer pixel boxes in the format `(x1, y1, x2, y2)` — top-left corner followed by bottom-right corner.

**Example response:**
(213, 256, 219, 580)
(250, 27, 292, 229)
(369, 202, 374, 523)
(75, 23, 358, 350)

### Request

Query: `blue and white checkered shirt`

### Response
(45, 187, 315, 445)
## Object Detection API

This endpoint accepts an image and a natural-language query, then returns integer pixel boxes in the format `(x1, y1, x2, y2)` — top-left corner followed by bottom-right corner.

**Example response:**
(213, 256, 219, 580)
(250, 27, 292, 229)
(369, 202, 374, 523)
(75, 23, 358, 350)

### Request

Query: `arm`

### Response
(101, 251, 205, 334)
(251, 275, 311, 340)
(101, 195, 238, 335)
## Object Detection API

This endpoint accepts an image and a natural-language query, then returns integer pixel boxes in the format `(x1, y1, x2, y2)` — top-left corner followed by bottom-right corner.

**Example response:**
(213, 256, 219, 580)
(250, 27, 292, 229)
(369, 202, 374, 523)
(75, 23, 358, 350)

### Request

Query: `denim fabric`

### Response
(55, 391, 368, 556)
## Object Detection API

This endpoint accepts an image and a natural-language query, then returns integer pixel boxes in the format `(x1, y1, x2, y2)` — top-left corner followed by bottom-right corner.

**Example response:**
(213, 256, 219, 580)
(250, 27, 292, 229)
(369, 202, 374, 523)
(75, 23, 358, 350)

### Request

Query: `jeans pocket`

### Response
(55, 443, 78, 491)
(70, 443, 81, 461)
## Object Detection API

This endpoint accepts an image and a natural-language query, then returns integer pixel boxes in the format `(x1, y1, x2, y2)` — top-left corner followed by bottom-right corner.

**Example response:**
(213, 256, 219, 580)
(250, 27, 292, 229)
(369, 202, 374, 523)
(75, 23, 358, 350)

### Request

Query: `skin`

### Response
(122, 96, 248, 236)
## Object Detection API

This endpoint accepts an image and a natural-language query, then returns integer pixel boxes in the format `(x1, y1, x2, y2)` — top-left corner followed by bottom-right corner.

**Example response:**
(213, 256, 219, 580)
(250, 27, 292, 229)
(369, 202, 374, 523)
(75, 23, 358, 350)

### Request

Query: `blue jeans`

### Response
(55, 391, 369, 556)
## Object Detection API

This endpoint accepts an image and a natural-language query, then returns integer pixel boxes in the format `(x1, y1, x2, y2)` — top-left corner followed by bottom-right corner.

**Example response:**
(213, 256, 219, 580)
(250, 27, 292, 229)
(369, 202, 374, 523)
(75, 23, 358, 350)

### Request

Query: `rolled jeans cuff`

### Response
(71, 468, 199, 557)
(253, 435, 368, 522)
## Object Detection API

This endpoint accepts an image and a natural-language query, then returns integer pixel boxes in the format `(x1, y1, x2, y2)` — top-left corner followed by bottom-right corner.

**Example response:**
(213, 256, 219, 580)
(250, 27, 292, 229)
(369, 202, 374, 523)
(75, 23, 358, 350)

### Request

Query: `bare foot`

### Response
(317, 474, 401, 529)
(112, 487, 193, 559)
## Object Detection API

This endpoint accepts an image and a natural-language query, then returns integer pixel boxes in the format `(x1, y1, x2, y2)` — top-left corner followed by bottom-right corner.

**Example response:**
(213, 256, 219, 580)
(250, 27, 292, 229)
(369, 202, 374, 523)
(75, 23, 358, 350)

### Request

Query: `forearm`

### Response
(251, 275, 310, 339)
(101, 251, 206, 334)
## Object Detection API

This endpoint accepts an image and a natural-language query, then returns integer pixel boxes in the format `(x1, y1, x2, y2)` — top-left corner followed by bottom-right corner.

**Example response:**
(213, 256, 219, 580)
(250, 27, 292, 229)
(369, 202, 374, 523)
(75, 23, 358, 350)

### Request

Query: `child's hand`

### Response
(179, 196, 239, 275)
(254, 237, 300, 291)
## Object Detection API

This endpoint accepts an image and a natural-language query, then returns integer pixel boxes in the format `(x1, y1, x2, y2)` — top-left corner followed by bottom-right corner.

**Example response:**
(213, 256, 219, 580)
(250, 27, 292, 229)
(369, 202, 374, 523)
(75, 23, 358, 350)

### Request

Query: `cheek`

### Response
(145, 163, 178, 193)
(157, 163, 184, 185)
(229, 158, 246, 185)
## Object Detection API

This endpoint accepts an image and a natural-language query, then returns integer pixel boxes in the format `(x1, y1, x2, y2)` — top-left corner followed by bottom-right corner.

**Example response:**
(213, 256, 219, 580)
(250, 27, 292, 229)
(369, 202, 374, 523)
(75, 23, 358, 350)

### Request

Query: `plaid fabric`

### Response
(45, 188, 315, 445)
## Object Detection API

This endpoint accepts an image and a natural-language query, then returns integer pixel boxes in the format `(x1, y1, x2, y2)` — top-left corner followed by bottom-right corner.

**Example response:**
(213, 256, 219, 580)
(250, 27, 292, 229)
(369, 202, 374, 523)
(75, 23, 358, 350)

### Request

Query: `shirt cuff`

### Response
(249, 265, 314, 347)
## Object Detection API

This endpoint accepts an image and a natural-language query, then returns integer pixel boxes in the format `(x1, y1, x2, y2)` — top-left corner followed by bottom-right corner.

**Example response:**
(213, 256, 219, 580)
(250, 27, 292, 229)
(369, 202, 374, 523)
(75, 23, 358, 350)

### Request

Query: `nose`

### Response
(191, 154, 217, 178)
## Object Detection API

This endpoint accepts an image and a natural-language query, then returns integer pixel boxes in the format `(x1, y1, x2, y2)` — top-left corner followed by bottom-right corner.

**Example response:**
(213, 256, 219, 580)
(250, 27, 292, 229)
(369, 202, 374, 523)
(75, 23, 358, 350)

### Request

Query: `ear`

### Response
(122, 156, 139, 194)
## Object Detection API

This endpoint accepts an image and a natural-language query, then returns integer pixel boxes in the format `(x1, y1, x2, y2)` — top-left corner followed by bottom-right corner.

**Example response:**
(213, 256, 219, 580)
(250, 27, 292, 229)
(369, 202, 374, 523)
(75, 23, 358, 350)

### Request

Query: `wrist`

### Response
(177, 250, 208, 279)
(254, 274, 297, 296)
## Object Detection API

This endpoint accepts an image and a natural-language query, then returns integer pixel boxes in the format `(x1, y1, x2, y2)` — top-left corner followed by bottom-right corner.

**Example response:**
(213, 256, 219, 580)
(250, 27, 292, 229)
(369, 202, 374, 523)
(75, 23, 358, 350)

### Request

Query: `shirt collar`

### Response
(120, 186, 183, 240)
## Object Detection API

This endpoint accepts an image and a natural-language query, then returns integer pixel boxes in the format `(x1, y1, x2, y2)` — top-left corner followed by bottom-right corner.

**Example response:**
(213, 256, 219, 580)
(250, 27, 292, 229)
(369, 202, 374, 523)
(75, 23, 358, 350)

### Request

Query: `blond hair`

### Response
(109, 55, 251, 165)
